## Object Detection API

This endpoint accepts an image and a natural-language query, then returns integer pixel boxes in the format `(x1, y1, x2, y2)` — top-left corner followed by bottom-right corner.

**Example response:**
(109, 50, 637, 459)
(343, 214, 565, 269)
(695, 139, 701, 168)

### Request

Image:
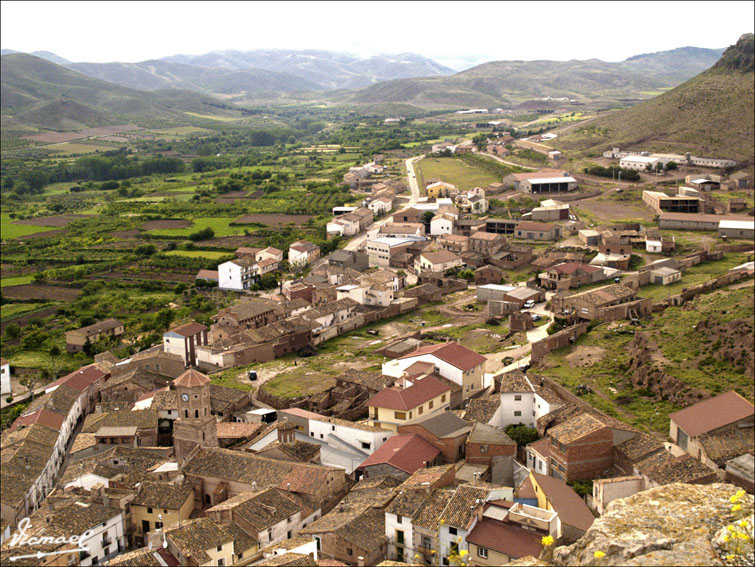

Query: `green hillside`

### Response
(553, 34, 755, 164)
(0, 54, 242, 130)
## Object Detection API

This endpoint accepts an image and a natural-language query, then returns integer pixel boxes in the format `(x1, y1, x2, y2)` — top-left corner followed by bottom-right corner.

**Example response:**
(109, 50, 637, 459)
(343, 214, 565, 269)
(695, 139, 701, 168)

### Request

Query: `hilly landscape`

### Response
(344, 46, 726, 108)
(0, 53, 242, 132)
(553, 33, 755, 164)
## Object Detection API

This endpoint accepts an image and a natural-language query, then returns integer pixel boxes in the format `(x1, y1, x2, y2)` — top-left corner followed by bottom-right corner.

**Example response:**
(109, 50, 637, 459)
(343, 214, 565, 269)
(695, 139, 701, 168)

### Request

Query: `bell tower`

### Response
(172, 369, 218, 463)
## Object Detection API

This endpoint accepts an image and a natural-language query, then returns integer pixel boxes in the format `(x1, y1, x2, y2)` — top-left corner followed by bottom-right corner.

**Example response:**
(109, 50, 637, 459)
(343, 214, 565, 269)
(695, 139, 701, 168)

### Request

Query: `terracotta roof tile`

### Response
(466, 517, 543, 558)
(531, 472, 594, 532)
(367, 376, 450, 411)
(173, 368, 210, 388)
(669, 391, 754, 438)
(358, 434, 440, 475)
(399, 342, 487, 372)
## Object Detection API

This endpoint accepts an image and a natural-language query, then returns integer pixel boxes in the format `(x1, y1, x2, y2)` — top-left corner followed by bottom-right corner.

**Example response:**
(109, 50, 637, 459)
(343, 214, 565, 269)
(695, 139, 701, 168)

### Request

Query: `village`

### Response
(1, 134, 753, 567)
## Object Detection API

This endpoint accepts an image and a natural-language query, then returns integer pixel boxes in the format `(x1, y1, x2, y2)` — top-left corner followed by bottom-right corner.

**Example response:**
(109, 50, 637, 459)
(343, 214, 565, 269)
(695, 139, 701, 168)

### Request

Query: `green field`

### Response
(415, 156, 499, 190)
(1, 302, 50, 320)
(1, 275, 36, 288)
(147, 217, 249, 237)
(0, 213, 60, 239)
(163, 250, 234, 260)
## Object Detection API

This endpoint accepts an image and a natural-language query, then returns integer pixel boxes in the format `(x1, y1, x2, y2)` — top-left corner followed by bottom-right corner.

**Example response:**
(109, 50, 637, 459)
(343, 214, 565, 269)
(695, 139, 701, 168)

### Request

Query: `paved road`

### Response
(343, 154, 424, 253)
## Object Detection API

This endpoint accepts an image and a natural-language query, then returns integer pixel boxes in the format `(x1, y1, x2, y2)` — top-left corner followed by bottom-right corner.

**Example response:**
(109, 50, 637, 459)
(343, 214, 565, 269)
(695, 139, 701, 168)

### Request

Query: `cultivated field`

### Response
(415, 156, 500, 190)
(233, 214, 314, 225)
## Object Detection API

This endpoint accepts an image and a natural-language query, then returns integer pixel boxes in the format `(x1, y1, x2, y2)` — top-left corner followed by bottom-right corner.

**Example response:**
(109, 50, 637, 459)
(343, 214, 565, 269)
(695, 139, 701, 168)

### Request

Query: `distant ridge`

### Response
(554, 34, 755, 164)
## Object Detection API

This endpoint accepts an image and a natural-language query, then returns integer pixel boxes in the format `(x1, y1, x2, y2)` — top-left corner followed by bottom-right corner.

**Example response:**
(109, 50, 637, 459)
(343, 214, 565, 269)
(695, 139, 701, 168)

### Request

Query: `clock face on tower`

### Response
(181, 393, 189, 402)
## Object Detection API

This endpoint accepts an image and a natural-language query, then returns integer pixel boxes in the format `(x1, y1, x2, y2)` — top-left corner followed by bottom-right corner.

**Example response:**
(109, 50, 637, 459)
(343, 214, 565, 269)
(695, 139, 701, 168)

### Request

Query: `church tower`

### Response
(172, 369, 218, 463)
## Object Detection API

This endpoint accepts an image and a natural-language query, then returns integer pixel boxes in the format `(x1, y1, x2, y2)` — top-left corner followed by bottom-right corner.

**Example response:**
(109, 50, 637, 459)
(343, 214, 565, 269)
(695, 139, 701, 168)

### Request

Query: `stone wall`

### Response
(531, 322, 589, 365)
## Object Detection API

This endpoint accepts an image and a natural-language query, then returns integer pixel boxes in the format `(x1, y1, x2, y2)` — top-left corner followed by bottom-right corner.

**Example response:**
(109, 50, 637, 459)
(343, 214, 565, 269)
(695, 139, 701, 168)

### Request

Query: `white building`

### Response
(367, 195, 393, 216)
(77, 504, 127, 566)
(365, 236, 424, 267)
(1, 358, 10, 396)
(619, 155, 660, 171)
(288, 241, 321, 269)
(430, 213, 455, 236)
(491, 372, 560, 429)
(646, 240, 663, 254)
(218, 257, 258, 291)
(278, 408, 394, 474)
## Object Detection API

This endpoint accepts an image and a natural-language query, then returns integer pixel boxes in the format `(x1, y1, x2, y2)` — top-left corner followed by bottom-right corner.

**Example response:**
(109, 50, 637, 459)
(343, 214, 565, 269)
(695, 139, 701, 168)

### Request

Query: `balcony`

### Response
(417, 545, 435, 555)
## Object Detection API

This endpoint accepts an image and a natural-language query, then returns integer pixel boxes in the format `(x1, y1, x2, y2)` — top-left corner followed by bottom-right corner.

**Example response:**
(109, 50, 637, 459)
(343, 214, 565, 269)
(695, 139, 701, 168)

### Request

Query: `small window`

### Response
(395, 411, 406, 420)
(217, 545, 222, 552)
(347, 548, 353, 556)
(418, 406, 424, 415)
(559, 442, 566, 453)
(449, 527, 457, 535)
(478, 546, 488, 558)
(396, 514, 402, 524)
(441, 394, 446, 403)
(514, 394, 522, 401)
(361, 442, 370, 450)
(481, 444, 488, 453)
(514, 411, 522, 416)
(147, 508, 152, 514)
(429, 400, 434, 409)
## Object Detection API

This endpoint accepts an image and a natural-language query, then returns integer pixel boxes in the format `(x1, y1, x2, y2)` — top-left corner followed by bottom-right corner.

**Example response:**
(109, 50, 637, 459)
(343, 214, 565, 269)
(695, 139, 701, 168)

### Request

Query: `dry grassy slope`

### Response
(554, 34, 755, 164)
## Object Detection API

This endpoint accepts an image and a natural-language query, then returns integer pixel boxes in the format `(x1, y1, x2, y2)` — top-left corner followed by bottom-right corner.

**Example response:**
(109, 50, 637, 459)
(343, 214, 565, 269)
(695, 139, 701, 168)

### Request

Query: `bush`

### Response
(505, 424, 539, 447)
(188, 227, 215, 241)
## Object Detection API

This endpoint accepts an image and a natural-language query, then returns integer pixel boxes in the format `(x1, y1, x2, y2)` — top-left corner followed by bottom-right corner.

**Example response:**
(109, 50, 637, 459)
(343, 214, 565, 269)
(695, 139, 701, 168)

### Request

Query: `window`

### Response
(429, 400, 434, 409)
(396, 515, 402, 524)
(480, 444, 488, 453)
(347, 548, 353, 556)
(395, 411, 407, 420)
(478, 546, 488, 558)
(449, 527, 457, 535)
(217, 560, 224, 567)
(147, 508, 152, 514)
(551, 437, 558, 447)
(154, 522, 162, 530)
(361, 442, 370, 450)
(217, 545, 222, 552)
(559, 442, 566, 453)
(514, 411, 522, 416)
(418, 406, 424, 415)
(396, 530, 404, 544)
(268, 528, 273, 542)
(441, 394, 446, 403)
(514, 394, 522, 401)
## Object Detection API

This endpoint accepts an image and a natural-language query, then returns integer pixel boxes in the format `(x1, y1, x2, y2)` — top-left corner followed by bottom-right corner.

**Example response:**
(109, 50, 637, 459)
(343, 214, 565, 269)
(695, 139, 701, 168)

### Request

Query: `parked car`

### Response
(248, 370, 258, 381)
(531, 314, 541, 322)
(366, 329, 379, 336)
(523, 299, 535, 309)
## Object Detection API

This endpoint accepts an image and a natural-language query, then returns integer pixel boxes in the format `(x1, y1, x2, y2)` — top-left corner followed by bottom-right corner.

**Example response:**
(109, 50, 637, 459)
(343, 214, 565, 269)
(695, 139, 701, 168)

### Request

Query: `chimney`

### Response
(475, 499, 484, 522)
(357, 556, 365, 567)
(252, 481, 258, 492)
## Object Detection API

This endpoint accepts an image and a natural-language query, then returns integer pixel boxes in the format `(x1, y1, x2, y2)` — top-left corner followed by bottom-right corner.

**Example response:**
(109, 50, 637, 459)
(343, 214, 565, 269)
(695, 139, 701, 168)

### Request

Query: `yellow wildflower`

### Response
(440, 519, 445, 524)
(541, 535, 555, 546)
(594, 551, 606, 559)
(732, 504, 742, 512)
(728, 525, 736, 532)
(460, 550, 468, 557)
(723, 535, 730, 543)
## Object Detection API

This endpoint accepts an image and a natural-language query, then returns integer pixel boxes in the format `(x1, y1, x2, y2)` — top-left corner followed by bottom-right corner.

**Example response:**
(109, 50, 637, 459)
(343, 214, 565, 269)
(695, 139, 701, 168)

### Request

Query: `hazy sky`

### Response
(2, 1, 753, 69)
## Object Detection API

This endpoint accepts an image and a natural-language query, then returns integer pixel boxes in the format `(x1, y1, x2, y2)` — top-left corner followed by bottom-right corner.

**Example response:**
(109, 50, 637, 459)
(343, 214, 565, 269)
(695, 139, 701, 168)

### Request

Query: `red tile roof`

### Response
(514, 476, 538, 500)
(357, 434, 440, 475)
(550, 262, 600, 275)
(47, 365, 107, 392)
(517, 221, 556, 232)
(399, 342, 487, 372)
(173, 369, 210, 388)
(669, 391, 754, 438)
(155, 547, 180, 567)
(466, 517, 543, 558)
(367, 376, 450, 411)
(196, 269, 219, 280)
(9, 408, 65, 432)
(532, 472, 594, 532)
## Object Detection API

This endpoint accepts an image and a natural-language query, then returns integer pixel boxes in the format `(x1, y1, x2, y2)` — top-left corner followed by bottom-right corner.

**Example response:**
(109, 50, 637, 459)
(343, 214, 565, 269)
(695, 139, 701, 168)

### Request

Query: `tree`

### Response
(49, 345, 61, 377)
(83, 337, 95, 357)
(666, 161, 677, 170)
(505, 424, 539, 447)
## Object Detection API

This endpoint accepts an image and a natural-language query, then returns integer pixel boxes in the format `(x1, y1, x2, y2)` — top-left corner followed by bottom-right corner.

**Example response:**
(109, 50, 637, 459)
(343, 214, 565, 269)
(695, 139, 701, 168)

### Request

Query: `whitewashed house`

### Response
(218, 257, 258, 291)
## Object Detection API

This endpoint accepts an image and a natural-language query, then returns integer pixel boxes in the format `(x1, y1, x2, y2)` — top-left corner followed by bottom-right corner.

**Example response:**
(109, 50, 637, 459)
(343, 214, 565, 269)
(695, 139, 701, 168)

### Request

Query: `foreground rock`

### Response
(552, 483, 753, 566)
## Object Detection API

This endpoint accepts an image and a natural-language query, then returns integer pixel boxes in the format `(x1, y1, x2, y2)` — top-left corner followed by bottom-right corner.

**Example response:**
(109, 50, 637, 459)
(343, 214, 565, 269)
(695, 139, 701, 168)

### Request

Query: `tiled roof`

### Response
(497, 371, 532, 393)
(565, 284, 636, 306)
(25, 383, 79, 416)
(166, 321, 207, 337)
(261, 535, 312, 555)
(71, 432, 98, 454)
(82, 409, 157, 433)
(69, 318, 123, 337)
(532, 472, 594, 531)
(152, 389, 178, 410)
(216, 421, 263, 439)
(635, 452, 716, 485)
(467, 422, 516, 446)
(173, 368, 210, 388)
(259, 440, 321, 462)
(281, 407, 388, 432)
(439, 484, 495, 529)
(367, 376, 450, 411)
(235, 488, 302, 530)
(467, 517, 543, 558)
(222, 298, 282, 321)
(258, 553, 317, 566)
(514, 475, 537, 500)
(101, 367, 156, 392)
(517, 221, 556, 232)
(105, 548, 159, 566)
(550, 262, 600, 275)
(399, 342, 487, 372)
(335, 368, 395, 392)
(414, 488, 454, 531)
(358, 434, 440, 475)
(132, 481, 194, 510)
(47, 364, 107, 392)
(669, 391, 754, 438)
(8, 408, 65, 432)
(183, 448, 338, 499)
(421, 250, 462, 264)
(165, 518, 233, 565)
(615, 432, 665, 463)
(699, 425, 755, 465)
(411, 411, 471, 439)
(548, 413, 607, 445)
(386, 489, 432, 518)
(527, 438, 550, 459)
(402, 463, 456, 490)
(463, 396, 501, 423)
(336, 507, 388, 553)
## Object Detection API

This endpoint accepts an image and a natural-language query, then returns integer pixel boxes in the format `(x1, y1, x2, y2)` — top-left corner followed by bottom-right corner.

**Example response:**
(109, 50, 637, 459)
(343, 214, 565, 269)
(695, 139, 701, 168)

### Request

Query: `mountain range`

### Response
(553, 34, 754, 164)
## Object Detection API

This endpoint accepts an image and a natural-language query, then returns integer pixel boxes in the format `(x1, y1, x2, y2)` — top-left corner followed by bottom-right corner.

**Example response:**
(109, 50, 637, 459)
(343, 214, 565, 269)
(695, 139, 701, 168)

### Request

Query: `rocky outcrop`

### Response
(552, 483, 753, 566)
(622, 333, 705, 406)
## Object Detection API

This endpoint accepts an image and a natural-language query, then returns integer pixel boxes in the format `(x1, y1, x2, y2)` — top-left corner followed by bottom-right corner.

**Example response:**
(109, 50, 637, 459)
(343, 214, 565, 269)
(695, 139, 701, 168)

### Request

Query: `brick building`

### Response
(398, 411, 472, 463)
(545, 413, 614, 481)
